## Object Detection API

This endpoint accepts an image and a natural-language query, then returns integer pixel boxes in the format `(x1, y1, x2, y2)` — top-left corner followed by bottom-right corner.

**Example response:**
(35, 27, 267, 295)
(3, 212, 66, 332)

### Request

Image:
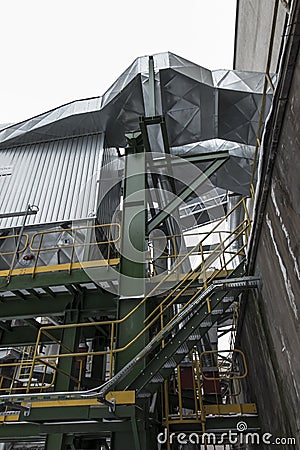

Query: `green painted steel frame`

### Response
(0, 265, 118, 292)
(0, 291, 117, 322)
(0, 135, 240, 450)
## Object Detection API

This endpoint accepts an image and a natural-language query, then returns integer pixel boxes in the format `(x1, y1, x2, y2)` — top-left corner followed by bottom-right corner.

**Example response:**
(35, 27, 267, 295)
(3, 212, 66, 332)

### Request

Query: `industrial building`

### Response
(0, 1, 299, 449)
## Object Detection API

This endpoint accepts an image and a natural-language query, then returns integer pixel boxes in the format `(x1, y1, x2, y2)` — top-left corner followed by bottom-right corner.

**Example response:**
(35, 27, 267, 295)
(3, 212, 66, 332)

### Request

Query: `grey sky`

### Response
(0, 0, 236, 124)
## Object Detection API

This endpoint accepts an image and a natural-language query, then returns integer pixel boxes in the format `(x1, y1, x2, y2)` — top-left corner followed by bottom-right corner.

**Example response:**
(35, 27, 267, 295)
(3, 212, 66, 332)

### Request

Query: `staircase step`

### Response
(188, 333, 202, 341)
(150, 373, 164, 383)
(163, 357, 177, 369)
(199, 320, 212, 327)
(222, 296, 235, 303)
(137, 390, 152, 398)
(175, 343, 189, 354)
(211, 308, 224, 315)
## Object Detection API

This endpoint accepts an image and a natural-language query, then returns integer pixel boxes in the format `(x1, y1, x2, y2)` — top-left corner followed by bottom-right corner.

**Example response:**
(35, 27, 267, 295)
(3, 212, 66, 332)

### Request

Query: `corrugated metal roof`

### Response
(0, 133, 103, 228)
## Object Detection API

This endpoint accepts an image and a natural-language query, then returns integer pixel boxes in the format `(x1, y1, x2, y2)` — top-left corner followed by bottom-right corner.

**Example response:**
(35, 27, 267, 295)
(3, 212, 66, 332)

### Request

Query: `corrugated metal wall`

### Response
(97, 147, 123, 226)
(0, 134, 104, 228)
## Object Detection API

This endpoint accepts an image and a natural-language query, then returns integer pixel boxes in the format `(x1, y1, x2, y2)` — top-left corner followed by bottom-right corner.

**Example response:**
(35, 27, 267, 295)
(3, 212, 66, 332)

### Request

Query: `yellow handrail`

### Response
(146, 219, 249, 323)
(31, 223, 249, 361)
(199, 349, 248, 380)
(0, 234, 29, 256)
(0, 223, 121, 279)
(8, 237, 247, 395)
(30, 223, 120, 252)
(0, 198, 251, 394)
(27, 237, 248, 389)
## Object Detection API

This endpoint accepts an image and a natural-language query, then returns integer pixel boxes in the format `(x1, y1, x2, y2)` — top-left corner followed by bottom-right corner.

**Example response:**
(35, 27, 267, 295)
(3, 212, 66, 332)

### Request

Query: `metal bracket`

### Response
(0, 401, 31, 416)
(98, 396, 116, 413)
(212, 276, 260, 290)
(23, 402, 32, 417)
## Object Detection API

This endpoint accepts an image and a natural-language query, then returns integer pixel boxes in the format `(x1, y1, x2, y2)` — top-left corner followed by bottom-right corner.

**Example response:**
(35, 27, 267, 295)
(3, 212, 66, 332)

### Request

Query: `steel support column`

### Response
(45, 433, 65, 450)
(119, 132, 146, 298)
(116, 131, 147, 366)
(45, 307, 80, 450)
(111, 408, 149, 450)
(112, 132, 148, 449)
(54, 309, 81, 392)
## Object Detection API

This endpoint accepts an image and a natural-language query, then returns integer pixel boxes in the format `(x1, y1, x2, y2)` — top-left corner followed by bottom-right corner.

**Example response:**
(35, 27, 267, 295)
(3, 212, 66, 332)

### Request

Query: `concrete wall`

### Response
(234, 0, 287, 72)
(235, 1, 300, 448)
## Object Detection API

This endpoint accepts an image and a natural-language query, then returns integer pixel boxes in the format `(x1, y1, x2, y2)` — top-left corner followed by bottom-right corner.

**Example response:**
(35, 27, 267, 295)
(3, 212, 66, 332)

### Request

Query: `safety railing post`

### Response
(109, 322, 115, 379)
(69, 229, 77, 274)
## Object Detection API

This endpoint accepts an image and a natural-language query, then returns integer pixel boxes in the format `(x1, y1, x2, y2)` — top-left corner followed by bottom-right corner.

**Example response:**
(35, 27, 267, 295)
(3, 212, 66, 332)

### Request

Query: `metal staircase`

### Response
(85, 262, 258, 398)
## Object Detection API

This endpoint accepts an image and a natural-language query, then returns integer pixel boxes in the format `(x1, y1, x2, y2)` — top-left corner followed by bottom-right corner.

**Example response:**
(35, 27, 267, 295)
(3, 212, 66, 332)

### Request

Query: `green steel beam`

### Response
(0, 421, 131, 439)
(169, 415, 260, 432)
(24, 318, 41, 329)
(139, 115, 172, 157)
(0, 291, 117, 321)
(111, 416, 146, 450)
(119, 132, 146, 297)
(115, 132, 147, 376)
(0, 326, 60, 347)
(54, 308, 80, 392)
(45, 308, 80, 449)
(147, 157, 228, 233)
(0, 416, 260, 440)
(0, 321, 12, 332)
(4, 404, 149, 450)
(0, 407, 259, 439)
(0, 327, 105, 348)
(0, 265, 118, 292)
(45, 433, 64, 450)
(151, 150, 229, 168)
(0, 319, 111, 347)
(91, 335, 106, 384)
(132, 416, 142, 450)
(15, 404, 137, 424)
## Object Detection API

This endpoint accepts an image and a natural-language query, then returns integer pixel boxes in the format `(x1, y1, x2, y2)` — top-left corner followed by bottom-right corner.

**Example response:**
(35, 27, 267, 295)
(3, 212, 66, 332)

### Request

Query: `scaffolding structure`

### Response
(0, 3, 288, 449)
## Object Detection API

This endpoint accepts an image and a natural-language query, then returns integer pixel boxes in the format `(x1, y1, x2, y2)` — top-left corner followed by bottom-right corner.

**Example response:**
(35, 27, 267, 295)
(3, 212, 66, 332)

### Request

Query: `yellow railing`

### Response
(29, 223, 120, 252)
(0, 359, 90, 394)
(0, 234, 29, 256)
(199, 349, 248, 381)
(148, 228, 248, 277)
(163, 349, 249, 429)
(29, 222, 120, 276)
(0, 223, 121, 278)
(0, 360, 56, 393)
(0, 197, 251, 396)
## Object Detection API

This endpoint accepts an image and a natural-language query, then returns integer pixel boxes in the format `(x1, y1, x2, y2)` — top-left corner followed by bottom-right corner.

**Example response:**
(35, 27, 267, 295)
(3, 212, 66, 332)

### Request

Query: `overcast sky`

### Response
(0, 0, 236, 124)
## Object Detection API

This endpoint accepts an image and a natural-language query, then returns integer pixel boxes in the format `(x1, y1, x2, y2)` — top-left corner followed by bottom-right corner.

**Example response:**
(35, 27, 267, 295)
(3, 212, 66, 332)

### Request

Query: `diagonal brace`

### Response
(147, 156, 228, 233)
